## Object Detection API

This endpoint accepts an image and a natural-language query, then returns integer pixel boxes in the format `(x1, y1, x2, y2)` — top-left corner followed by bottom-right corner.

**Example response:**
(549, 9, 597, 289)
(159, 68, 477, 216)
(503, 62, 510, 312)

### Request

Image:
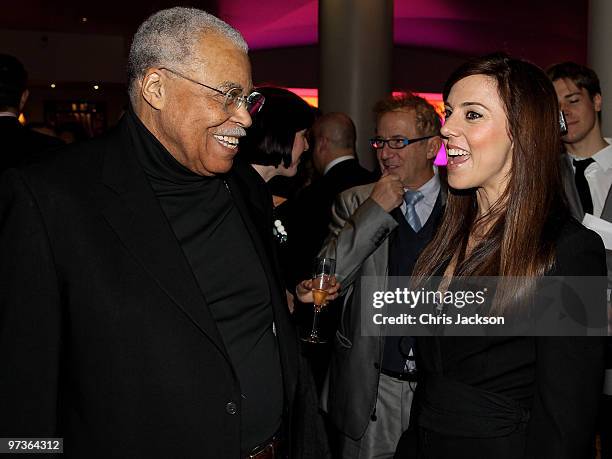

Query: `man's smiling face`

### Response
(154, 32, 253, 176)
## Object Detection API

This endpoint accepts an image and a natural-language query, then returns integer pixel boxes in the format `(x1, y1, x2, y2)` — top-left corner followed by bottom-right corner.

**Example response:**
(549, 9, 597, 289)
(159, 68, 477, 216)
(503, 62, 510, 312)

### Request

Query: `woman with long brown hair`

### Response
(408, 53, 606, 458)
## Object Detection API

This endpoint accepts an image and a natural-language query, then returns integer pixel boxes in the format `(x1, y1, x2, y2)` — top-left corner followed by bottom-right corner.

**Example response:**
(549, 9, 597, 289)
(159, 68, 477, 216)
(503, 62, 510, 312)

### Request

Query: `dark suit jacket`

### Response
(405, 218, 606, 459)
(0, 116, 63, 174)
(0, 118, 327, 458)
(288, 158, 374, 286)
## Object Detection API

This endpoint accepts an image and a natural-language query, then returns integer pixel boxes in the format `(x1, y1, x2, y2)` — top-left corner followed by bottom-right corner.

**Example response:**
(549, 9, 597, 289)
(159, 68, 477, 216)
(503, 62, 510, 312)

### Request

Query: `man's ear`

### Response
(18, 89, 29, 113)
(426, 136, 442, 160)
(140, 70, 166, 110)
(317, 135, 328, 150)
(594, 93, 603, 112)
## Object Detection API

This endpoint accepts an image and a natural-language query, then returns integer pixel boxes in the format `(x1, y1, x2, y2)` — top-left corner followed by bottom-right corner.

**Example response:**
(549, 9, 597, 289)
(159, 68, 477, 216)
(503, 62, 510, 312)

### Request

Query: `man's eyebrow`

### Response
(217, 80, 244, 91)
(564, 91, 582, 98)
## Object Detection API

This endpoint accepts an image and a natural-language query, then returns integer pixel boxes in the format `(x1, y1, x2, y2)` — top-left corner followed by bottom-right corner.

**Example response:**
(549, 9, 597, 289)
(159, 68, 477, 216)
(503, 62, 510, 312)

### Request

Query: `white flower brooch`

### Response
(273, 219, 288, 244)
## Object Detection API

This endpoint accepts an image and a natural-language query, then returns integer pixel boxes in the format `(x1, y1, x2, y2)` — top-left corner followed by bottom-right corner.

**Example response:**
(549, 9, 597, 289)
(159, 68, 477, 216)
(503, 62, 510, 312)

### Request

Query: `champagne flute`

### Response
(301, 257, 336, 344)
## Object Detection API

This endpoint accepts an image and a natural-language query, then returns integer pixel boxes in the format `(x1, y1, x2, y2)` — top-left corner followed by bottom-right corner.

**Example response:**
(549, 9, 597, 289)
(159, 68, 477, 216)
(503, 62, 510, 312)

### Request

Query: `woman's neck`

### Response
(251, 164, 279, 183)
(476, 188, 496, 217)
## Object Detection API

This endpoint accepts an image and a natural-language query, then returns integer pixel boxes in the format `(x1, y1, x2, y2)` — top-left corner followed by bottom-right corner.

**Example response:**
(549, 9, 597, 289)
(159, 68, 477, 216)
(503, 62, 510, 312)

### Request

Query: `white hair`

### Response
(127, 7, 248, 106)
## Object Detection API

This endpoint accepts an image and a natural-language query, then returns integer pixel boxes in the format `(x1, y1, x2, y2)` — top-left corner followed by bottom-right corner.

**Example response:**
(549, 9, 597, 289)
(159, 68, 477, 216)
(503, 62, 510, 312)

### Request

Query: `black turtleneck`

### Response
(125, 108, 283, 451)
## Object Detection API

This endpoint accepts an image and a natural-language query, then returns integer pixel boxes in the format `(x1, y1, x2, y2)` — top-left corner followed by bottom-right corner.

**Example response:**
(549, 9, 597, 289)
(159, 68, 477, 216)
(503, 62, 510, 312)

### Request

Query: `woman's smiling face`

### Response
(441, 74, 513, 203)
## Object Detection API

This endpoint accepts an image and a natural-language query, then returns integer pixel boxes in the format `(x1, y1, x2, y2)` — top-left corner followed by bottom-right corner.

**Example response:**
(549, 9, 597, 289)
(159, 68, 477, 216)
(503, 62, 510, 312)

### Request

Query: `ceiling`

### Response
(1, 0, 217, 36)
(2, 0, 588, 67)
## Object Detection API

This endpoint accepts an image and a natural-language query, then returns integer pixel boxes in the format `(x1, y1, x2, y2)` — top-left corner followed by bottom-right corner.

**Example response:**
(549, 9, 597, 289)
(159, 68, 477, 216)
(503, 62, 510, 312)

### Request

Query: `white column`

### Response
(319, 0, 393, 171)
(588, 0, 612, 137)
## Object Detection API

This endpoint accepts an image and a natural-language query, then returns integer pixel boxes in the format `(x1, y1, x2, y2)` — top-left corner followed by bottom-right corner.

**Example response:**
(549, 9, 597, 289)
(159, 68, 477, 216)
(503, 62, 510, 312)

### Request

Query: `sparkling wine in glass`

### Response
(301, 257, 336, 344)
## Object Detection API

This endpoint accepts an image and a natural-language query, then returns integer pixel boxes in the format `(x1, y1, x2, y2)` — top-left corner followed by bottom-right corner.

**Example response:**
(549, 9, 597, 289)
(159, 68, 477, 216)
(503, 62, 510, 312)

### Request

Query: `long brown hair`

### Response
(413, 53, 568, 312)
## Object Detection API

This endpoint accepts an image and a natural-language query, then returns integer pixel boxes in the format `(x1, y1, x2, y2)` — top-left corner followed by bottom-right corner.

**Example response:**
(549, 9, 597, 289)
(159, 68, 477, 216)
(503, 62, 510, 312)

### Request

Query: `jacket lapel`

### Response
(561, 153, 585, 219)
(600, 188, 612, 222)
(94, 122, 233, 367)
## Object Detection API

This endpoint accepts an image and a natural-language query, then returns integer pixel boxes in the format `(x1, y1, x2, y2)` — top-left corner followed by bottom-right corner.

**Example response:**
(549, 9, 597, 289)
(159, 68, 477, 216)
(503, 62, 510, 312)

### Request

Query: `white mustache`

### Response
(214, 127, 247, 137)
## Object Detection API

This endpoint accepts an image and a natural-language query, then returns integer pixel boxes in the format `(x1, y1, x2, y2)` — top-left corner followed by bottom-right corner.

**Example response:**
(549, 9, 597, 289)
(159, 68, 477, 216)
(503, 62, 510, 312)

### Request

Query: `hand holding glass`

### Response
(301, 257, 336, 344)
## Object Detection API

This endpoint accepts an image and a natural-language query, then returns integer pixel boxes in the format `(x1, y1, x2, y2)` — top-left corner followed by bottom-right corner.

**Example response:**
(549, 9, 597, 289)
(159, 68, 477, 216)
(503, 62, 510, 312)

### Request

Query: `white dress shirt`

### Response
(323, 155, 354, 176)
(401, 171, 440, 226)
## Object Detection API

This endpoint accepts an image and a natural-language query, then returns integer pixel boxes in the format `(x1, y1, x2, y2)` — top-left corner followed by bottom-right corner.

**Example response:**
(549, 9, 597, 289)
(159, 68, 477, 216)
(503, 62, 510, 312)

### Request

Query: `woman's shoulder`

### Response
(551, 216, 606, 276)
(555, 216, 602, 249)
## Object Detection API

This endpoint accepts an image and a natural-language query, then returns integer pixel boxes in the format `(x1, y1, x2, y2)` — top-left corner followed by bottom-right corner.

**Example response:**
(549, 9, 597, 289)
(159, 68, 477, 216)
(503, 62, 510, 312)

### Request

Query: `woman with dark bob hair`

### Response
(237, 87, 333, 312)
(240, 86, 315, 182)
(404, 53, 607, 458)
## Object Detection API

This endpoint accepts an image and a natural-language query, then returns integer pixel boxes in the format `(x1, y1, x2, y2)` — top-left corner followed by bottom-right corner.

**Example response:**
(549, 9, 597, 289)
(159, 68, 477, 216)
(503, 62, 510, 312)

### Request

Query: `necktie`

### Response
(404, 190, 423, 232)
(573, 158, 595, 215)
(400, 336, 417, 374)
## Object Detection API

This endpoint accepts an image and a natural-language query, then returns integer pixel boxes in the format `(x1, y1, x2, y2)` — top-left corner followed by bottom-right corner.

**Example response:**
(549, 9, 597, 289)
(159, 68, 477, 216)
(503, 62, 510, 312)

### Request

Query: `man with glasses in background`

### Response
(0, 7, 327, 459)
(319, 93, 444, 458)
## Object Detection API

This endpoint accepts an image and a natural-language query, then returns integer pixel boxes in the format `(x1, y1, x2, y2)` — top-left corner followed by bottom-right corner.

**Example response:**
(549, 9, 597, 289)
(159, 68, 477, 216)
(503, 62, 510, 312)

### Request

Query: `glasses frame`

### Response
(369, 135, 435, 150)
(158, 67, 265, 115)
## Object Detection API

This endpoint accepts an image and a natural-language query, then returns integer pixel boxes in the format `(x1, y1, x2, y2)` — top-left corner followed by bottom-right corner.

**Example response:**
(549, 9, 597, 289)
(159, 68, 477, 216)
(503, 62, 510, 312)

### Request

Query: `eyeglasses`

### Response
(158, 67, 265, 116)
(369, 135, 435, 149)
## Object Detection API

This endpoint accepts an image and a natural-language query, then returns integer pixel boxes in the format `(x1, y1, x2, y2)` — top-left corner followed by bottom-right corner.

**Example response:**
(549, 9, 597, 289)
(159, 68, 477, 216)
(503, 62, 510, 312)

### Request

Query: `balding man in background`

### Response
(289, 112, 374, 287)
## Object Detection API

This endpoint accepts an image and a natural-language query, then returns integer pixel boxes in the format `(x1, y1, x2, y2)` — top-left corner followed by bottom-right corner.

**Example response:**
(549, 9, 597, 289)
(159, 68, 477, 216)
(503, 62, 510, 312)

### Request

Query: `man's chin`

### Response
(200, 157, 234, 176)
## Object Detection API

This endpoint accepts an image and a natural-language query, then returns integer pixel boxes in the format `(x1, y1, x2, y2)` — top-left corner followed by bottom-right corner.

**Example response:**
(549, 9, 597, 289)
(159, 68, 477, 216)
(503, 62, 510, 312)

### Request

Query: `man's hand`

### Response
(296, 276, 340, 304)
(370, 173, 404, 212)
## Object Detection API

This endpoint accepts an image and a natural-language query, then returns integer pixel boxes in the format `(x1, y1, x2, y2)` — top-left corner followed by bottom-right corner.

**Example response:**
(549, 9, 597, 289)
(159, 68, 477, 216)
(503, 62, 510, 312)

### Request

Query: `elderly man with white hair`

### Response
(0, 7, 327, 459)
